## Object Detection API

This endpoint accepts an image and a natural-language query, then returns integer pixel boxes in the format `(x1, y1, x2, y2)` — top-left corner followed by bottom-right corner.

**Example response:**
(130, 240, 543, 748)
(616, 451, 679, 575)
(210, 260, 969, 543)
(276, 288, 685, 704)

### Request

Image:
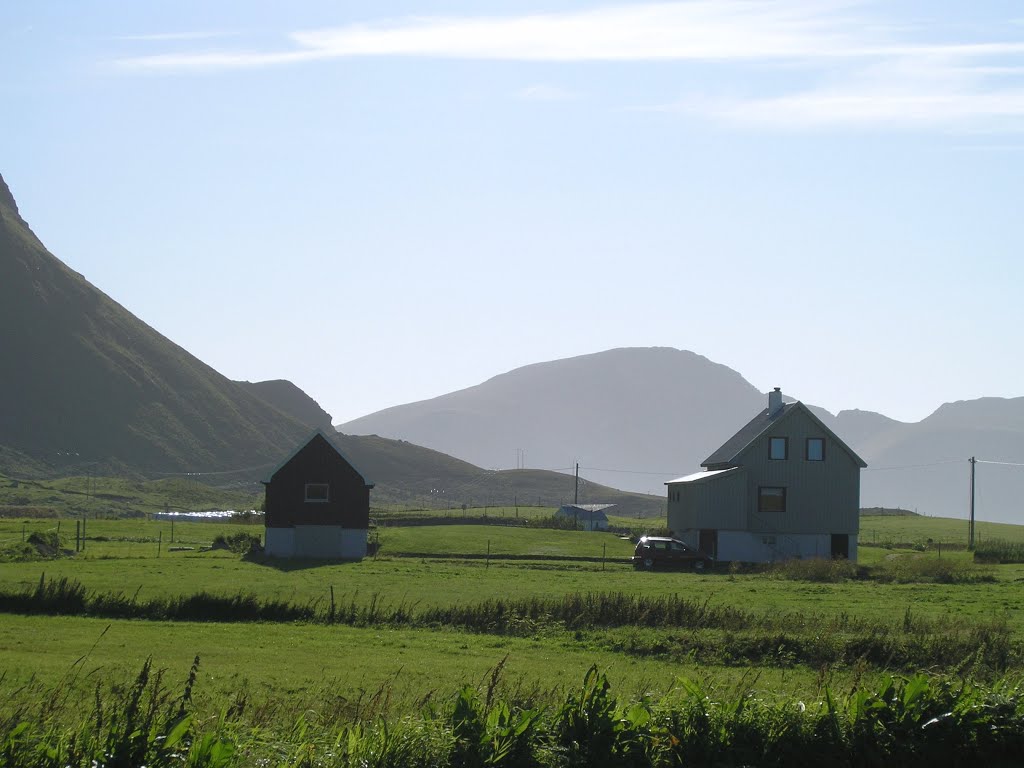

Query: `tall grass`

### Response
(3, 663, 1023, 767)
(975, 539, 1024, 564)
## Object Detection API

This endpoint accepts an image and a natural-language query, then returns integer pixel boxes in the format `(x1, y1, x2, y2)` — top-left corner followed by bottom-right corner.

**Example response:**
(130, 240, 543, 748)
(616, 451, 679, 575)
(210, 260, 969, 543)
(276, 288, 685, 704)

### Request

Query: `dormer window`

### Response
(304, 483, 329, 503)
(806, 438, 825, 461)
(769, 437, 788, 460)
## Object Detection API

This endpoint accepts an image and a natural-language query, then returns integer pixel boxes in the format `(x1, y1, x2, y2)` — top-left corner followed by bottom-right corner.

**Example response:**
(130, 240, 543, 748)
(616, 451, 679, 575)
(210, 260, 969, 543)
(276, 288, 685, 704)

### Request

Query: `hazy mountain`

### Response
(854, 398, 1024, 523)
(341, 347, 766, 495)
(237, 379, 334, 431)
(340, 349, 1024, 523)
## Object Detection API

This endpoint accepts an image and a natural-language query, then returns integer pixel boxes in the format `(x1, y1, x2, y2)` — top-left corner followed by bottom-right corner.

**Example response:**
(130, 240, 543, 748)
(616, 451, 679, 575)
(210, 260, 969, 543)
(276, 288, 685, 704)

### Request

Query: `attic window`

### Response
(806, 438, 825, 461)
(759, 487, 786, 513)
(304, 483, 329, 503)
(769, 437, 788, 460)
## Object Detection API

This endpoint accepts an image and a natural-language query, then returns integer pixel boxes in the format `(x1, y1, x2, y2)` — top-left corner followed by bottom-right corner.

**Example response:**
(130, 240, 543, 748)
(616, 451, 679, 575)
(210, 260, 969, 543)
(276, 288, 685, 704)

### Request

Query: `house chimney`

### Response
(768, 387, 783, 416)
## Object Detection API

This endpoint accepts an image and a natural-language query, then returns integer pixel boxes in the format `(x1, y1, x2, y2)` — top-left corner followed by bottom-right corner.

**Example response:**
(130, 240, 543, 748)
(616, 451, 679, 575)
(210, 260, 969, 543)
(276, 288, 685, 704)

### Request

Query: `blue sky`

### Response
(3, 1, 1023, 426)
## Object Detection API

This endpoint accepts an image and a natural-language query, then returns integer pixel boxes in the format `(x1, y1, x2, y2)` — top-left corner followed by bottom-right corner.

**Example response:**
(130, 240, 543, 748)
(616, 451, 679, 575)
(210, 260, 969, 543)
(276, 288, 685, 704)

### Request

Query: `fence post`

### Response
(158, 530, 162, 558)
(603, 542, 606, 571)
(330, 585, 336, 623)
(486, 539, 490, 569)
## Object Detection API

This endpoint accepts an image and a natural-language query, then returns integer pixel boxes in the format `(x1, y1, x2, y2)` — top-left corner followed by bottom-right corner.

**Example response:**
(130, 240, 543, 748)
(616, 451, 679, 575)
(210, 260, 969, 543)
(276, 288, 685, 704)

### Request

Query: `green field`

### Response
(858, 512, 1023, 547)
(2, 513, 1024, 765)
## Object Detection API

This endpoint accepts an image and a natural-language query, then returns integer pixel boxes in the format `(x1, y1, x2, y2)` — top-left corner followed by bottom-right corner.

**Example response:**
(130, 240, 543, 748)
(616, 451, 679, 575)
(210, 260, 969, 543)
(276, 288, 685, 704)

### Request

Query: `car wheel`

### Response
(644, 557, 655, 570)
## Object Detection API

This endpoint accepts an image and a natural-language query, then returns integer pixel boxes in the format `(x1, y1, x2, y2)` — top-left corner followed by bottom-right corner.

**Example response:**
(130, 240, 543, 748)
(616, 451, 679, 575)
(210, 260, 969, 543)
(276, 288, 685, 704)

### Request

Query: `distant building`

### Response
(666, 388, 866, 563)
(555, 503, 615, 531)
(263, 430, 374, 559)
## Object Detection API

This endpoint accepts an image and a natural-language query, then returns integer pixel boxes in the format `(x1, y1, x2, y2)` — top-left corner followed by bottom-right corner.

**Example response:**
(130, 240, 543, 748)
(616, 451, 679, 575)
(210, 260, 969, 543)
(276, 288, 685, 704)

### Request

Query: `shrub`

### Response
(874, 555, 994, 584)
(769, 558, 859, 582)
(210, 532, 262, 555)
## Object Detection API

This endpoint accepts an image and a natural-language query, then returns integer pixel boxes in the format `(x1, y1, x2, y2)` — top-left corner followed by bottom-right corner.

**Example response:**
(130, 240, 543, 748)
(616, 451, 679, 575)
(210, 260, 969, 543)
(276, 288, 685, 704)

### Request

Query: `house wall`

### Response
(735, 408, 860, 536)
(555, 507, 610, 531)
(265, 433, 370, 530)
(667, 470, 746, 532)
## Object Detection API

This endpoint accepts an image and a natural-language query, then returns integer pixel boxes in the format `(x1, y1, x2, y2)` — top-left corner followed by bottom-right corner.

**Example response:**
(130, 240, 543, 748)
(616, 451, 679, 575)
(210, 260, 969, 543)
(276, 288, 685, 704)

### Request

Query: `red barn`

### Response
(263, 430, 374, 559)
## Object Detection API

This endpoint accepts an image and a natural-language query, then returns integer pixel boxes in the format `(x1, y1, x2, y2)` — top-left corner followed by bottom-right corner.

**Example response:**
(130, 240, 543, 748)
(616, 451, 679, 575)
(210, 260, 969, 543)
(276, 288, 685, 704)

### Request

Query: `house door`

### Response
(699, 529, 718, 559)
(830, 534, 849, 559)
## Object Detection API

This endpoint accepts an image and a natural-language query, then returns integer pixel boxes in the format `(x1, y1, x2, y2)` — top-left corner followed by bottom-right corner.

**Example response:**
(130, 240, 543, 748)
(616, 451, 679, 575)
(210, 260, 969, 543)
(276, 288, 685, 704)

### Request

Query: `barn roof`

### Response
(263, 428, 375, 487)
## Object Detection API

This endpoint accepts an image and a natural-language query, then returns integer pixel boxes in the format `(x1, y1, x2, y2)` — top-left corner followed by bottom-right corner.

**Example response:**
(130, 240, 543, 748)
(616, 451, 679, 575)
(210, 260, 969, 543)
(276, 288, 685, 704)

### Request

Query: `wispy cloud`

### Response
(113, 1, 870, 71)
(108, 1, 1024, 131)
(669, 56, 1024, 129)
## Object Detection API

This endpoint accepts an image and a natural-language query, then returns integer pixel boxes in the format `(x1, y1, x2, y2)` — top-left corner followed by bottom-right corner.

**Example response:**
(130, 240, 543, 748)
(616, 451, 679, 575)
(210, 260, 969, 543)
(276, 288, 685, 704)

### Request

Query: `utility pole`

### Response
(969, 456, 976, 549)
(574, 463, 579, 505)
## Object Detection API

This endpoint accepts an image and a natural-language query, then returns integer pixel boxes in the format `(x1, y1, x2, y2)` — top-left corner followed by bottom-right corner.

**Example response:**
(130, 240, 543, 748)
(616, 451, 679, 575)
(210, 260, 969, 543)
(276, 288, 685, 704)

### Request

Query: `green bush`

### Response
(769, 558, 859, 582)
(210, 532, 262, 554)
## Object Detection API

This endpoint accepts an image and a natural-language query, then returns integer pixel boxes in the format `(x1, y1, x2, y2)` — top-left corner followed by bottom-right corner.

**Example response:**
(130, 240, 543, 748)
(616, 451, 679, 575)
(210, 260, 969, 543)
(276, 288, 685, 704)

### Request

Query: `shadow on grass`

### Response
(242, 551, 367, 572)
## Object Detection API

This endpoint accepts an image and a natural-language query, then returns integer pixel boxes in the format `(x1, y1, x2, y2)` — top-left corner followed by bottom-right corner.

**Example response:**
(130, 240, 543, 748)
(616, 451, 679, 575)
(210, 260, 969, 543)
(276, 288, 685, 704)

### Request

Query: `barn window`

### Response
(304, 483, 329, 503)
(806, 438, 825, 461)
(758, 487, 786, 513)
(769, 437, 788, 460)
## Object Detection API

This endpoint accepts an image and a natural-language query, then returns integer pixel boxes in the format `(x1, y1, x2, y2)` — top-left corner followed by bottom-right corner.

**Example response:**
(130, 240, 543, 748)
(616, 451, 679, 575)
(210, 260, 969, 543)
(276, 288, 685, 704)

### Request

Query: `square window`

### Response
(304, 483, 329, 503)
(769, 437, 788, 460)
(806, 438, 825, 461)
(759, 487, 786, 513)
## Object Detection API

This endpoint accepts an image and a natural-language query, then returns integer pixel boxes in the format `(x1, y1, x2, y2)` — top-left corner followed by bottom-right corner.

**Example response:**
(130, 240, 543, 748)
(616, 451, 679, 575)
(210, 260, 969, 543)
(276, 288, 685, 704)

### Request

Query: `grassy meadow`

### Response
(2, 510, 1024, 765)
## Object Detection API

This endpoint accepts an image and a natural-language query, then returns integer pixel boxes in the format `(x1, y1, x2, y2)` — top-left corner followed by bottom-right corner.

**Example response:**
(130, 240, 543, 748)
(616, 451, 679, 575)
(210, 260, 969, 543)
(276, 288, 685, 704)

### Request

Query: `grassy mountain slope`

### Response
(236, 379, 334, 431)
(0, 173, 659, 513)
(0, 172, 310, 475)
(330, 432, 662, 515)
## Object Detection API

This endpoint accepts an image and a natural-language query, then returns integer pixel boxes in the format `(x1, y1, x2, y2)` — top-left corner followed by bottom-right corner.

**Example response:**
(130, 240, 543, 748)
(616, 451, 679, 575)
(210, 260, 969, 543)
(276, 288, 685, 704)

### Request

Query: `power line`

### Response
(578, 466, 681, 476)
(976, 459, 1024, 468)
(863, 459, 963, 472)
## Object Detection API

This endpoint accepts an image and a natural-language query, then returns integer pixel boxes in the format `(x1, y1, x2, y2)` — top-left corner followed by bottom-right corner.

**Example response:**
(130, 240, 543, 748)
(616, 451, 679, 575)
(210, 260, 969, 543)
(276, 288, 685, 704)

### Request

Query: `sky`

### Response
(3, 1, 1024, 426)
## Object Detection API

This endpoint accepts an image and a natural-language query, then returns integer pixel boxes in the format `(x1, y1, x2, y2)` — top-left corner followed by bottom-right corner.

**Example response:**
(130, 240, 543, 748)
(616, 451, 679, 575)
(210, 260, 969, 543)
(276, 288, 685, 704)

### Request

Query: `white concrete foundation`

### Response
(676, 530, 857, 563)
(265, 526, 368, 559)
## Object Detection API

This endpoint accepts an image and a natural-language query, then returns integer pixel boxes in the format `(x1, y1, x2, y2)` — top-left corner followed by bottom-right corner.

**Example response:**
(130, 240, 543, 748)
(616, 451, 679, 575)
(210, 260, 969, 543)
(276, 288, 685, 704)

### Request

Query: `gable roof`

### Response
(556, 503, 615, 519)
(263, 428, 375, 487)
(702, 402, 866, 469)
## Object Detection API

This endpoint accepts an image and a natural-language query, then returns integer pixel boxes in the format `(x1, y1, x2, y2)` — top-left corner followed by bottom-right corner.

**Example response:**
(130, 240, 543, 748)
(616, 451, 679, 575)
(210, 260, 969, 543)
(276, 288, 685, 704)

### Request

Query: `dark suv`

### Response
(632, 536, 712, 571)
